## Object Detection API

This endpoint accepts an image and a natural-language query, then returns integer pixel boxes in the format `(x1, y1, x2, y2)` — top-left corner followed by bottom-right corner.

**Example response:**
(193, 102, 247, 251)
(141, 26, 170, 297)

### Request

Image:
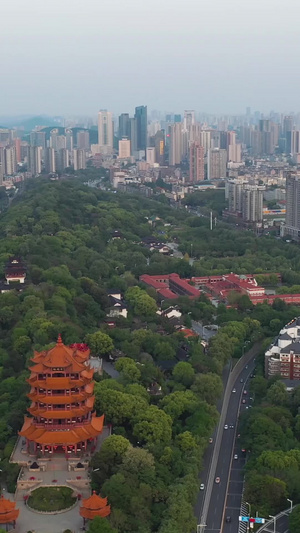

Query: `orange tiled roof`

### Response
(80, 492, 111, 519)
(28, 392, 90, 404)
(0, 495, 19, 524)
(30, 335, 90, 372)
(28, 406, 92, 419)
(19, 414, 104, 445)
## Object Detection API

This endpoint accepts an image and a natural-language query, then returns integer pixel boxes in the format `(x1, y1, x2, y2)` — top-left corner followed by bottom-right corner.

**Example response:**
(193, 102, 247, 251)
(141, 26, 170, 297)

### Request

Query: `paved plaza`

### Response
(7, 427, 111, 533)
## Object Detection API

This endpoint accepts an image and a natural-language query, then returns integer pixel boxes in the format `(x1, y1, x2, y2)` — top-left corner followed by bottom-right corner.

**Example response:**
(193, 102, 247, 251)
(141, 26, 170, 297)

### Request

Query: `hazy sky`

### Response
(2, 0, 300, 117)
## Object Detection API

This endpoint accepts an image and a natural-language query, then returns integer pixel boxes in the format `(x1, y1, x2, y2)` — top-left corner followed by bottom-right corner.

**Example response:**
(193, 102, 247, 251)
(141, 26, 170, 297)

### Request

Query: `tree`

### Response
(120, 447, 155, 484)
(125, 287, 157, 317)
(91, 435, 131, 485)
(133, 405, 172, 447)
(289, 505, 300, 533)
(172, 362, 195, 387)
(191, 373, 223, 404)
(88, 516, 117, 533)
(86, 331, 114, 357)
(244, 473, 287, 515)
(115, 357, 141, 383)
(266, 382, 289, 406)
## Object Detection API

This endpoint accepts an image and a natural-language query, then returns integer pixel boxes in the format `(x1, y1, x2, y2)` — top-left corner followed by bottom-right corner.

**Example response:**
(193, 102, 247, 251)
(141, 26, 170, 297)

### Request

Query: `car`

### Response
(200, 483, 205, 490)
(209, 437, 213, 443)
(246, 406, 249, 409)
(240, 378, 244, 383)
(226, 516, 231, 523)
(232, 388, 236, 393)
(234, 454, 238, 460)
(215, 477, 220, 483)
(242, 399, 246, 404)
(224, 424, 228, 430)
(244, 390, 247, 395)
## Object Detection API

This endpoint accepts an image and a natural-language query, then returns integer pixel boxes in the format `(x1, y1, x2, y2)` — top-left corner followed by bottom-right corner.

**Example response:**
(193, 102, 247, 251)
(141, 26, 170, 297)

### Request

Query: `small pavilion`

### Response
(0, 495, 19, 531)
(80, 491, 111, 526)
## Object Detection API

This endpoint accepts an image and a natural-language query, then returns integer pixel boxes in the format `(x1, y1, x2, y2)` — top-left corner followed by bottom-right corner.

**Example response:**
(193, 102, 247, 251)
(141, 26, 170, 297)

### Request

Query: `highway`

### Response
(195, 343, 261, 533)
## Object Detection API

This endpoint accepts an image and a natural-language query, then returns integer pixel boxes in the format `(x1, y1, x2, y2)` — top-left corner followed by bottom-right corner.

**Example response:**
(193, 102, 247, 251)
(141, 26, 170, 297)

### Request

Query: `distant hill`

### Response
(0, 115, 61, 132)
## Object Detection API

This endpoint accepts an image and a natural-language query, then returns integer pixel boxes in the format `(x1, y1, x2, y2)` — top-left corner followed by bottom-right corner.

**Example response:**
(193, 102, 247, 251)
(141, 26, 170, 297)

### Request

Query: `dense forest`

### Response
(0, 177, 300, 532)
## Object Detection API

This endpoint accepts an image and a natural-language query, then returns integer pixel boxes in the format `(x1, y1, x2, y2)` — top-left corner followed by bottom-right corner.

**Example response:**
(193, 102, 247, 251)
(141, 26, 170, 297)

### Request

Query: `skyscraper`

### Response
(30, 131, 46, 150)
(134, 106, 147, 151)
(118, 139, 131, 159)
(242, 186, 263, 222)
(129, 118, 137, 154)
(118, 113, 130, 140)
(98, 111, 113, 154)
(73, 149, 86, 170)
(154, 130, 165, 166)
(184, 110, 195, 129)
(207, 148, 227, 179)
(285, 173, 300, 240)
(76, 130, 90, 150)
(27, 146, 42, 176)
(189, 142, 204, 182)
(4, 146, 17, 175)
(169, 123, 183, 166)
(44, 148, 56, 173)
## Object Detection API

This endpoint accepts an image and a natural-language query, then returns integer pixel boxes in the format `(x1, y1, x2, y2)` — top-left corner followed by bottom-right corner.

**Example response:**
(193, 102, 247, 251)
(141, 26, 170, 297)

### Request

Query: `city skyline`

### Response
(2, 0, 300, 115)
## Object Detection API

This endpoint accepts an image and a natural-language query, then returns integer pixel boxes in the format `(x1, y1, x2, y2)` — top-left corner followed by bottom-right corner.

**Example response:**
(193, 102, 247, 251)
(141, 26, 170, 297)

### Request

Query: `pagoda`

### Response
(80, 491, 111, 525)
(19, 335, 104, 456)
(0, 256, 27, 294)
(0, 495, 19, 529)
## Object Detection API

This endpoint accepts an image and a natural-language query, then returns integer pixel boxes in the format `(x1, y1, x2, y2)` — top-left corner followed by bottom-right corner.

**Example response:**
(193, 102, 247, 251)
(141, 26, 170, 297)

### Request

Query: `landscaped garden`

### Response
(27, 486, 77, 512)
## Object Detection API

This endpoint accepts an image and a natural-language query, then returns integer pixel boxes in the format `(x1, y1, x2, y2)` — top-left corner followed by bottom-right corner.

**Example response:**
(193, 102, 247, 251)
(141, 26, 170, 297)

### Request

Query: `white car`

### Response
(224, 424, 228, 430)
(234, 454, 238, 460)
(232, 388, 236, 393)
(200, 483, 205, 490)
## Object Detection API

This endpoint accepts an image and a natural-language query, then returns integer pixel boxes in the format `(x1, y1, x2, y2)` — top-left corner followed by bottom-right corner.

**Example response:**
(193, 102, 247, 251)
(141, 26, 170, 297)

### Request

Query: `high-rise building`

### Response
(73, 149, 86, 170)
(242, 186, 263, 222)
(184, 110, 195, 129)
(65, 129, 74, 151)
(285, 173, 300, 240)
(4, 146, 17, 175)
(98, 111, 113, 154)
(27, 146, 42, 176)
(55, 149, 69, 172)
(290, 131, 300, 156)
(146, 147, 156, 166)
(207, 148, 227, 179)
(14, 138, 21, 163)
(154, 130, 165, 166)
(174, 114, 182, 123)
(228, 143, 242, 163)
(30, 131, 46, 150)
(228, 180, 244, 214)
(129, 118, 137, 155)
(189, 142, 204, 182)
(118, 113, 130, 139)
(0, 148, 4, 184)
(134, 106, 147, 151)
(44, 147, 56, 173)
(76, 130, 90, 150)
(169, 123, 183, 165)
(118, 139, 131, 159)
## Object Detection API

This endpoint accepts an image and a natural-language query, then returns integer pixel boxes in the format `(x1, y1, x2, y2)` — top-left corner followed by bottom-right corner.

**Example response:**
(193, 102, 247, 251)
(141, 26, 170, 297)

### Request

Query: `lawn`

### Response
(27, 486, 77, 512)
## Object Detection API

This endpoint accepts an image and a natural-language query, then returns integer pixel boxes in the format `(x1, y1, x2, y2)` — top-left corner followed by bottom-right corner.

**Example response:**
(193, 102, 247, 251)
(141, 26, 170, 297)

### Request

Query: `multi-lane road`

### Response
(195, 344, 261, 533)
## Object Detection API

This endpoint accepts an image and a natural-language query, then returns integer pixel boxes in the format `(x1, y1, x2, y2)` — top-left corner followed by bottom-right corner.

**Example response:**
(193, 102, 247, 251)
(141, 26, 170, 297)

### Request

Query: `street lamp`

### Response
(92, 468, 100, 472)
(287, 498, 293, 512)
(269, 515, 276, 533)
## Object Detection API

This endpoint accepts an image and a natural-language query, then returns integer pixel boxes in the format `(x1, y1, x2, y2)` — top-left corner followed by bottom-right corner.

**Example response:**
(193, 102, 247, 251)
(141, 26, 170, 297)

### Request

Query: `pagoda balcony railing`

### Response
(34, 421, 91, 429)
